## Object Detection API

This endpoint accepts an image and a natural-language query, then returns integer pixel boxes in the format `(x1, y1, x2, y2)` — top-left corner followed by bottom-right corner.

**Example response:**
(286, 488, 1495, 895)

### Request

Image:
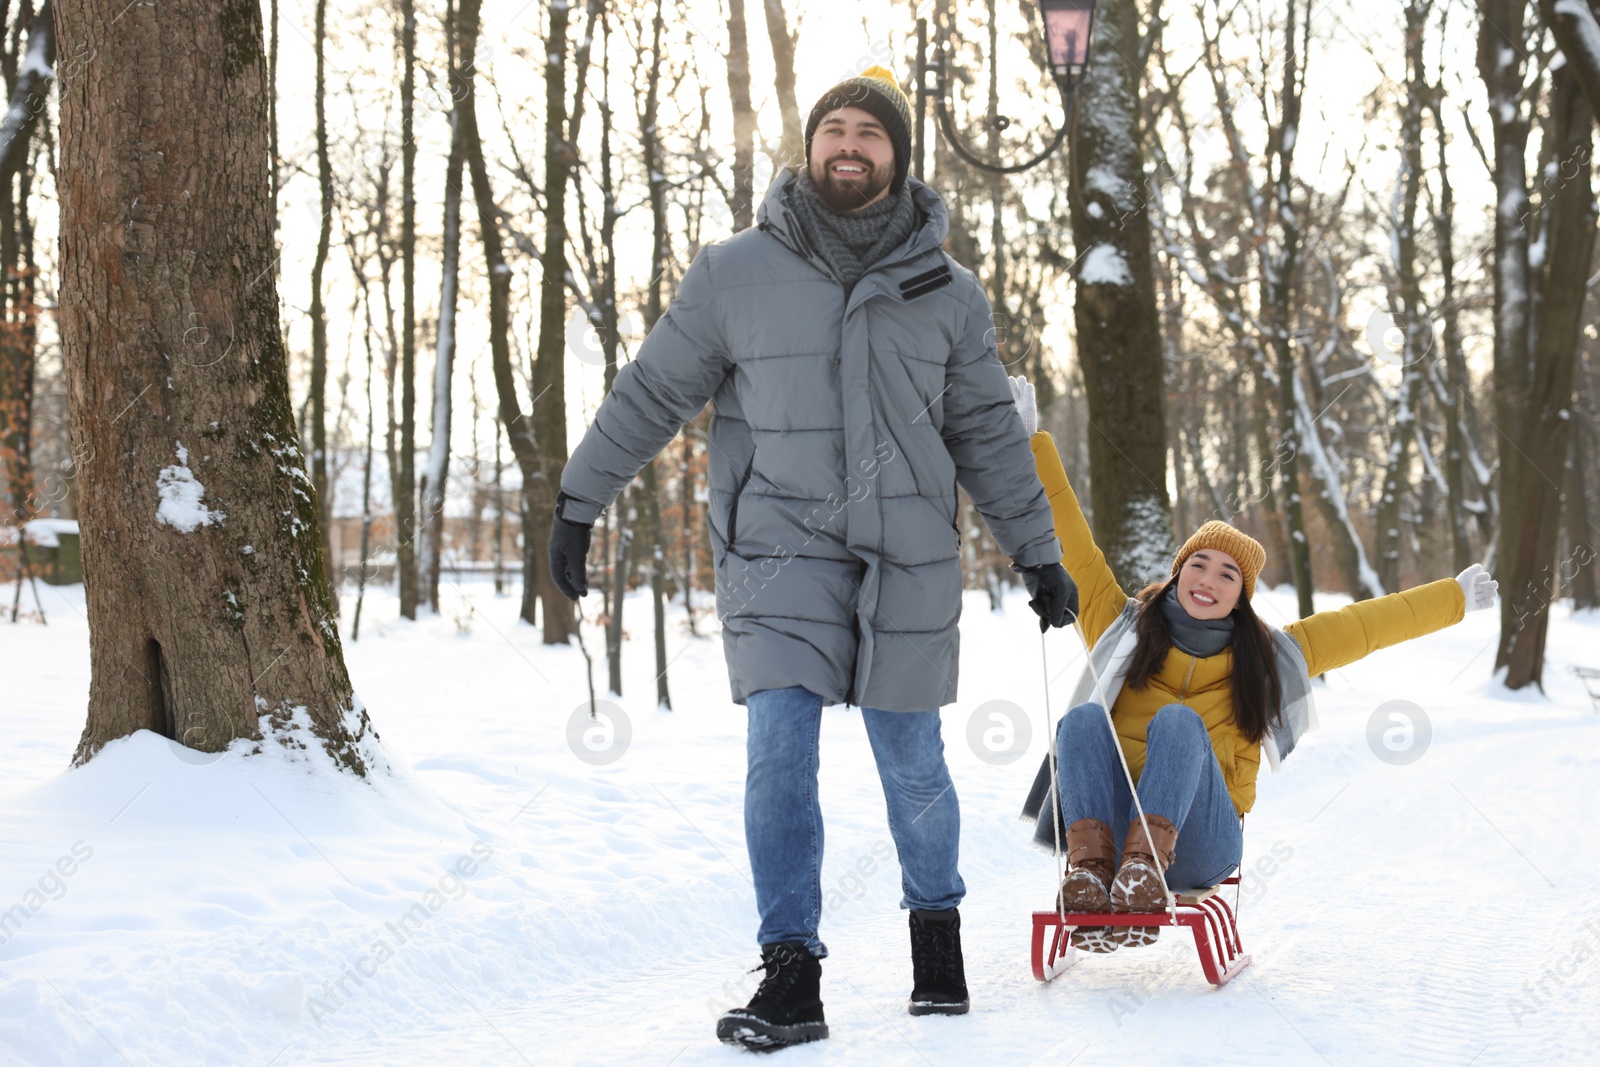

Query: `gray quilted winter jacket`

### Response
(559, 169, 1061, 711)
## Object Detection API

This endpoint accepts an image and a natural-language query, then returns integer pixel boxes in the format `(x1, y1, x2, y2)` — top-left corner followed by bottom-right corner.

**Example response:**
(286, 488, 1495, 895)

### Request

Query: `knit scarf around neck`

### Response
(1160, 584, 1236, 657)
(785, 169, 918, 288)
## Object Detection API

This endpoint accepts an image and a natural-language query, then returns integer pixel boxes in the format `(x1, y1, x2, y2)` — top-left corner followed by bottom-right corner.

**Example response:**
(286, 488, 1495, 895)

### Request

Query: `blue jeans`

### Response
(744, 686, 964, 957)
(1055, 702, 1243, 891)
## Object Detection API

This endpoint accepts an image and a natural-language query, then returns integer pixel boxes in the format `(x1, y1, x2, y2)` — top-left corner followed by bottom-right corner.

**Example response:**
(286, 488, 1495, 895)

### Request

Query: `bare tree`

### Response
(1373, 0, 1434, 596)
(762, 0, 803, 167)
(1479, 0, 1599, 688)
(58, 0, 376, 769)
(308, 0, 339, 613)
(419, 0, 469, 613)
(1068, 0, 1174, 591)
(396, 0, 419, 619)
(0, 1, 53, 535)
(726, 0, 757, 231)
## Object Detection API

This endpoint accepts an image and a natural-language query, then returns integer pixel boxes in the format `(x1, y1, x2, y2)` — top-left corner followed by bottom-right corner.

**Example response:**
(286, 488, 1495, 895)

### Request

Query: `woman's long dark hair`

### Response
(1123, 578, 1283, 745)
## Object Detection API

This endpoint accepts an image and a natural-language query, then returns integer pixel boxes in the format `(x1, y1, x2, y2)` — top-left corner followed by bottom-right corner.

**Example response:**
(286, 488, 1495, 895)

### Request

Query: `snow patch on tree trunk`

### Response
(1117, 494, 1176, 589)
(1079, 244, 1133, 287)
(156, 443, 225, 532)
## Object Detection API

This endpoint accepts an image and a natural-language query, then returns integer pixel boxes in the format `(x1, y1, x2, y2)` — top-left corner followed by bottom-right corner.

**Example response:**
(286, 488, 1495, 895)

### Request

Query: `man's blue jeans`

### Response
(1055, 702, 1243, 891)
(744, 685, 964, 956)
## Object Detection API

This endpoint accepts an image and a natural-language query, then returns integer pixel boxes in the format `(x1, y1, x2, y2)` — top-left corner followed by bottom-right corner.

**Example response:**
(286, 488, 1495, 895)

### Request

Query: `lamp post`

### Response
(914, 0, 1095, 178)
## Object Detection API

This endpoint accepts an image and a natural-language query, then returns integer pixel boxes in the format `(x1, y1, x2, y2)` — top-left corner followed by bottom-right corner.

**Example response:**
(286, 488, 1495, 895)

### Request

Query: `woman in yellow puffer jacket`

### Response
(1009, 378, 1498, 953)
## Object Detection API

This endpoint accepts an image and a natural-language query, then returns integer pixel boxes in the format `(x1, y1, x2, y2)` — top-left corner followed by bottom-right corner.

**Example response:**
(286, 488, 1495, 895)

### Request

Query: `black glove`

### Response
(1014, 561, 1079, 633)
(549, 491, 596, 600)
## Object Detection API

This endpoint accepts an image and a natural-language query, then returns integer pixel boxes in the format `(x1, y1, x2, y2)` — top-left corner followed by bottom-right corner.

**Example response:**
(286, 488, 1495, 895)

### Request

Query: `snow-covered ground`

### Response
(2, 575, 1598, 1066)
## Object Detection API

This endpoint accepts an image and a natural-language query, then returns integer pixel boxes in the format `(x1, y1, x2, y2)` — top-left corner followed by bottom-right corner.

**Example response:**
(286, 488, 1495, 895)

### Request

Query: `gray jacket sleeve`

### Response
(940, 286, 1062, 569)
(559, 249, 732, 524)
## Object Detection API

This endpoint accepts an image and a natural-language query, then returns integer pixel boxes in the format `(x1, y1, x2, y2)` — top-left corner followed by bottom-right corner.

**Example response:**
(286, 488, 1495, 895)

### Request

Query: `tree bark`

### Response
(1374, 0, 1433, 596)
(762, 0, 803, 168)
(308, 0, 337, 612)
(1567, 411, 1599, 608)
(1264, 0, 1315, 618)
(459, 0, 539, 631)
(419, 0, 467, 613)
(58, 0, 375, 770)
(0, 2, 52, 527)
(1478, 0, 1537, 681)
(1497, 65, 1597, 687)
(1426, 70, 1479, 573)
(1540, 0, 1600, 118)
(527, 0, 584, 643)
(726, 0, 756, 231)
(1068, 0, 1173, 592)
(395, 0, 418, 619)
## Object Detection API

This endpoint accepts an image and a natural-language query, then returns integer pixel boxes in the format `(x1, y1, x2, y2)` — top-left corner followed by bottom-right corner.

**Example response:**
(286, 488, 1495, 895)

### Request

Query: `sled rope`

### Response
(1071, 619, 1179, 925)
(1040, 630, 1067, 923)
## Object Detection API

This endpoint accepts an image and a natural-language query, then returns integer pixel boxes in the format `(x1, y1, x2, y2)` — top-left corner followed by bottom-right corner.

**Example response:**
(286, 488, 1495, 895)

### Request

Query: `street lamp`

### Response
(914, 1, 1096, 177)
(1039, 0, 1095, 89)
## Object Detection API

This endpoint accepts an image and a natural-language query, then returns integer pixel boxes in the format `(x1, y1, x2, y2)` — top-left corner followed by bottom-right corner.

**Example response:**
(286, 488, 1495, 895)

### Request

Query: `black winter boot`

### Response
(907, 908, 970, 1016)
(716, 941, 829, 1051)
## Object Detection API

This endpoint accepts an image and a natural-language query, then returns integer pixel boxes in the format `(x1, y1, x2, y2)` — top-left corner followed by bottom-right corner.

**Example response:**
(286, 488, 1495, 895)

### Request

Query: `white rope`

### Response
(1040, 630, 1066, 923)
(1071, 619, 1179, 925)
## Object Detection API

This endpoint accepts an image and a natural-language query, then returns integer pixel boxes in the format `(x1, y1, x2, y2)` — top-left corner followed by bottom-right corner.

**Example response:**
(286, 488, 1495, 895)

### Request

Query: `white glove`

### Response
(1456, 563, 1497, 612)
(1008, 374, 1038, 436)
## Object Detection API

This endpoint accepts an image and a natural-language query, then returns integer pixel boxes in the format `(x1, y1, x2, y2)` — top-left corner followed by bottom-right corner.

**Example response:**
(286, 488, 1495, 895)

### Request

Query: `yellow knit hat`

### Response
(1170, 521, 1267, 601)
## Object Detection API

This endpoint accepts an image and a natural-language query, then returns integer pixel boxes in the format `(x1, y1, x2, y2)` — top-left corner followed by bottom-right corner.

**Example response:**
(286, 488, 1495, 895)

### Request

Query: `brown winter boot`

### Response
(1110, 814, 1178, 949)
(1057, 818, 1119, 954)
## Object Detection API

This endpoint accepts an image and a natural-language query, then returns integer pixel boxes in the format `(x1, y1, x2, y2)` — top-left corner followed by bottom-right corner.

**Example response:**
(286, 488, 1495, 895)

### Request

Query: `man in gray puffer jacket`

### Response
(551, 67, 1077, 1050)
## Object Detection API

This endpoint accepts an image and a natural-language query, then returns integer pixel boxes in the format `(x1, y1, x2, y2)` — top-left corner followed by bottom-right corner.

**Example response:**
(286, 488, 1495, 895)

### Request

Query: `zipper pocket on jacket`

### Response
(726, 460, 755, 548)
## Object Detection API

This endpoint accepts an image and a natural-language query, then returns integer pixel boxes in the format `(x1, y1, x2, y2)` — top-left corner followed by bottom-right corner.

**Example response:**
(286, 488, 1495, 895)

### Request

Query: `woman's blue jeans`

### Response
(1055, 702, 1243, 891)
(744, 685, 964, 957)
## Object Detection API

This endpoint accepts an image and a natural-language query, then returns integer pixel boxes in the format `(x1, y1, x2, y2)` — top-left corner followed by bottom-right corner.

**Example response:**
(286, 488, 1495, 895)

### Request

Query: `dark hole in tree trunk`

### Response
(145, 638, 176, 740)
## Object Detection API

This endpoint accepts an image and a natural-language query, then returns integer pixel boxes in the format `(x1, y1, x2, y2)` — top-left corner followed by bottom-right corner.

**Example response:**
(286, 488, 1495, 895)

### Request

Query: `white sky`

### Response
(65, 0, 1507, 513)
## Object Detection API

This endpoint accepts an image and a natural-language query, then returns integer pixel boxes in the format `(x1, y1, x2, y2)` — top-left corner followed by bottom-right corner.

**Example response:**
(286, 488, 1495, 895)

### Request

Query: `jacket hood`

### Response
(756, 167, 950, 269)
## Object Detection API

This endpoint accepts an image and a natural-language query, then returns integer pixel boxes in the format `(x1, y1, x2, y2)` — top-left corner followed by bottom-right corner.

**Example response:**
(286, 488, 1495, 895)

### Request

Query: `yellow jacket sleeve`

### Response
(1284, 577, 1466, 678)
(1030, 431, 1127, 646)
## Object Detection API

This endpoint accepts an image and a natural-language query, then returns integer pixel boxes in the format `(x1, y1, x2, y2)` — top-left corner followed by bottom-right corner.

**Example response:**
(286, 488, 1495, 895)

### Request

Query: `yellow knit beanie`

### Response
(1170, 521, 1267, 600)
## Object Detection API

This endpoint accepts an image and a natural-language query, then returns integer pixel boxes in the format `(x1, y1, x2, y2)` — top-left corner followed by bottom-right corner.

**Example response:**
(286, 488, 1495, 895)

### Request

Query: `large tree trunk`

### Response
(1497, 65, 1597, 687)
(1479, 0, 1537, 680)
(58, 0, 375, 770)
(419, 0, 467, 614)
(1068, 0, 1173, 591)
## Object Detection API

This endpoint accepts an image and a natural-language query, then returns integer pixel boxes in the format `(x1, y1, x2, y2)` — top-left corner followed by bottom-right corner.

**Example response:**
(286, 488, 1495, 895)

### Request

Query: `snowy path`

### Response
(2, 578, 1598, 1066)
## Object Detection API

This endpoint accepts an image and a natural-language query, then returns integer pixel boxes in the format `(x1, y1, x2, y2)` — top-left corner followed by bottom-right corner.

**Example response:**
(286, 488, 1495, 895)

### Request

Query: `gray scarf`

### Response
(785, 169, 918, 288)
(1019, 598, 1320, 851)
(1159, 584, 1235, 657)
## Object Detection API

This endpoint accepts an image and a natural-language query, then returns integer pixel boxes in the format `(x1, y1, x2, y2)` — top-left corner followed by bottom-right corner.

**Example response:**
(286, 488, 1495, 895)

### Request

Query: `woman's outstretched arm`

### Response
(1030, 431, 1127, 647)
(1283, 578, 1465, 679)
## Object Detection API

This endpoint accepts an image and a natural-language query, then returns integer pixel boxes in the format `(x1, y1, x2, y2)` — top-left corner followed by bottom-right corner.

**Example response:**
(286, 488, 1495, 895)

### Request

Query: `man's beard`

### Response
(810, 154, 894, 213)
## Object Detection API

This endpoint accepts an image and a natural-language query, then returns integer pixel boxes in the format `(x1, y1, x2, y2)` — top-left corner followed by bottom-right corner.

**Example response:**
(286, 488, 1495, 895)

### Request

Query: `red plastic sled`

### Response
(1030, 875, 1251, 986)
